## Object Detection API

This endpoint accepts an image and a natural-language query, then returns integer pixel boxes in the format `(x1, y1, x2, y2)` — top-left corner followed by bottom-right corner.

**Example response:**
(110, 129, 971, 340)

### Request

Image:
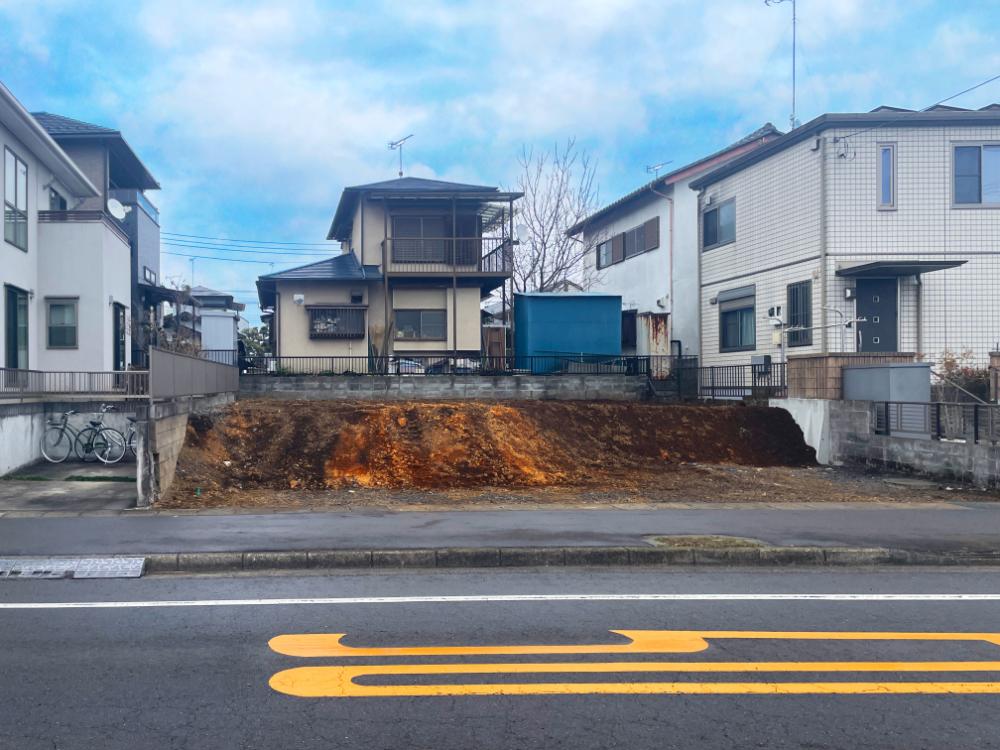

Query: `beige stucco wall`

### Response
(391, 286, 480, 352)
(274, 280, 385, 359)
(349, 199, 389, 267)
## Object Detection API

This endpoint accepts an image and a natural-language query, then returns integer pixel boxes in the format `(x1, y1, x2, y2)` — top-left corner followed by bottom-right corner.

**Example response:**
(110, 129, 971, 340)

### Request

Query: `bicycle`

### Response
(40, 409, 85, 463)
(75, 404, 127, 465)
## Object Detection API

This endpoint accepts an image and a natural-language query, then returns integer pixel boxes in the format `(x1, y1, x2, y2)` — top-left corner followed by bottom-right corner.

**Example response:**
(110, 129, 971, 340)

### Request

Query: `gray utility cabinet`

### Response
(842, 363, 931, 438)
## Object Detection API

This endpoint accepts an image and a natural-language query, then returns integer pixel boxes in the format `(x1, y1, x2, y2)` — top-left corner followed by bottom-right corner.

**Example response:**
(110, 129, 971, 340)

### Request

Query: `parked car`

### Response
(390, 357, 425, 375)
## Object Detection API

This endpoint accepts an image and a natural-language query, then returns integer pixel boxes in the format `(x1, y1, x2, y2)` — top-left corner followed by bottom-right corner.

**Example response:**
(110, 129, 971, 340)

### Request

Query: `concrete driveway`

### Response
(0, 460, 136, 512)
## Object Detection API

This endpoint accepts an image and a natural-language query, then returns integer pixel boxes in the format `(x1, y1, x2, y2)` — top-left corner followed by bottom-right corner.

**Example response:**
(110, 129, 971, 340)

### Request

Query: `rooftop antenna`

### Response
(388, 134, 414, 178)
(765, 0, 799, 130)
(646, 161, 673, 178)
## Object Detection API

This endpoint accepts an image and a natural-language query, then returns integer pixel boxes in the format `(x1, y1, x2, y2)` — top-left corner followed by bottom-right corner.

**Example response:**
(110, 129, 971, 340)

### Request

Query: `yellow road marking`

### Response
(269, 661, 1000, 698)
(268, 629, 1000, 658)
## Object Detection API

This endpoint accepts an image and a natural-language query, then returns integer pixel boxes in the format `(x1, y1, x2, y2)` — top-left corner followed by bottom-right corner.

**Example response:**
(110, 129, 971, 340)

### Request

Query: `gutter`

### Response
(0, 82, 99, 198)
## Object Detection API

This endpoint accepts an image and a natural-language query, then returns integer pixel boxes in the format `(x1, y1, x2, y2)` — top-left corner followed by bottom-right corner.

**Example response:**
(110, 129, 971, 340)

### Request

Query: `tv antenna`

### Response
(646, 161, 673, 178)
(765, 0, 799, 130)
(388, 134, 414, 178)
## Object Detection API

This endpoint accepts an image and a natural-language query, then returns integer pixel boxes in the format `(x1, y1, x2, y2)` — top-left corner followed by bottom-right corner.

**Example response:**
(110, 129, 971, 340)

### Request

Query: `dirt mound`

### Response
(170, 400, 814, 500)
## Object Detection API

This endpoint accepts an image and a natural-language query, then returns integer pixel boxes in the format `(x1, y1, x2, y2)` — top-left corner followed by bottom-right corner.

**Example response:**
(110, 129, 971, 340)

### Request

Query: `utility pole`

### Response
(765, 0, 798, 130)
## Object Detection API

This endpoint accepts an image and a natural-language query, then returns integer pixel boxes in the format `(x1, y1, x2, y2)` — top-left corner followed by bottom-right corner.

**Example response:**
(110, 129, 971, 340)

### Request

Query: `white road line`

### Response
(3, 593, 1000, 609)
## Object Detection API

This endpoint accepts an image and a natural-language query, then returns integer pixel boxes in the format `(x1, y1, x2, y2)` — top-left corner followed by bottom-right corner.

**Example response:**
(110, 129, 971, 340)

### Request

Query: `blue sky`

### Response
(3, 0, 999, 323)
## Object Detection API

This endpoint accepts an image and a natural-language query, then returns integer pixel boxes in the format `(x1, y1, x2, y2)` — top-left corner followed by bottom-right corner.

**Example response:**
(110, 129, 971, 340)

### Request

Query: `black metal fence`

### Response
(874, 401, 1000, 444)
(241, 354, 670, 377)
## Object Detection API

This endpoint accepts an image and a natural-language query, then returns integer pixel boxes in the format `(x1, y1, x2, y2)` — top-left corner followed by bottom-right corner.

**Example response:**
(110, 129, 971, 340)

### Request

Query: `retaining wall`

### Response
(138, 392, 236, 507)
(779, 397, 1000, 489)
(239, 374, 648, 402)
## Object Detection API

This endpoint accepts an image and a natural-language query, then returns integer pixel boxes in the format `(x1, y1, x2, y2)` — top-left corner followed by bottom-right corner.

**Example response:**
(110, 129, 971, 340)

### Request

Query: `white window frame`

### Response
(951, 141, 1000, 209)
(877, 143, 896, 210)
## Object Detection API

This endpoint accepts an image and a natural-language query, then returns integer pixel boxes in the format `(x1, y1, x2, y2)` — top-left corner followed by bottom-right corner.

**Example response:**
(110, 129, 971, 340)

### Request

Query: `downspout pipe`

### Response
(650, 184, 674, 349)
(817, 135, 829, 353)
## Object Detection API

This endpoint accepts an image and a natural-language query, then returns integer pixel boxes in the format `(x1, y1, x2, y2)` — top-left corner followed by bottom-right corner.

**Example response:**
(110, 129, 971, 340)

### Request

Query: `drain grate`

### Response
(0, 557, 145, 580)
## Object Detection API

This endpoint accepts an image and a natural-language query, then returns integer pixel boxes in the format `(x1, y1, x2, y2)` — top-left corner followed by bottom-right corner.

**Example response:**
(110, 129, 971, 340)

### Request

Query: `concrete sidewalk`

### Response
(2, 501, 1000, 557)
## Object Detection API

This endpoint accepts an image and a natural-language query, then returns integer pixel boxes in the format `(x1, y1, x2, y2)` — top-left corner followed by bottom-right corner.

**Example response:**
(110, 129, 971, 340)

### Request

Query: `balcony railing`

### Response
(382, 237, 513, 275)
(0, 367, 149, 398)
(37, 209, 130, 244)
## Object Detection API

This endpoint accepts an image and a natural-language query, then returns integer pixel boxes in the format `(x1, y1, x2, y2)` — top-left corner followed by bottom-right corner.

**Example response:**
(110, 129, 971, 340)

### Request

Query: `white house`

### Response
(566, 124, 780, 361)
(690, 106, 1000, 368)
(1, 81, 132, 373)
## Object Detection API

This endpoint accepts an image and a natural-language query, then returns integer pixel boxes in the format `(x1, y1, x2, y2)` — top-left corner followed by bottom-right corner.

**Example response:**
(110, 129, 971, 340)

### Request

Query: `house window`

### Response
(954, 144, 1000, 205)
(786, 280, 812, 347)
(4, 148, 28, 251)
(48, 187, 67, 211)
(143, 266, 158, 285)
(703, 199, 735, 250)
(718, 286, 755, 352)
(46, 299, 78, 349)
(621, 310, 637, 349)
(623, 224, 645, 258)
(395, 309, 447, 340)
(878, 144, 896, 209)
(308, 307, 366, 339)
(596, 240, 612, 269)
(392, 215, 449, 262)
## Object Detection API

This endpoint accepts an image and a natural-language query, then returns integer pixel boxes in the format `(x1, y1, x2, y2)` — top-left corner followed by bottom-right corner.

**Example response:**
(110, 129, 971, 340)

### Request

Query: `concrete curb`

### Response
(136, 545, 1000, 574)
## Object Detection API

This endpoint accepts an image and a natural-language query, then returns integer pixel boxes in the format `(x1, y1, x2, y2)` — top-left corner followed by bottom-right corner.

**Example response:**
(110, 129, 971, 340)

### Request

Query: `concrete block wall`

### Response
(779, 397, 1000, 489)
(239, 375, 648, 402)
(138, 392, 236, 506)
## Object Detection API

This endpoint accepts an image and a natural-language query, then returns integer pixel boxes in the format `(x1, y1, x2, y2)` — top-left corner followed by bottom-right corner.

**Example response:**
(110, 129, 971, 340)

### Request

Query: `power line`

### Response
(163, 251, 292, 265)
(162, 231, 335, 247)
(162, 240, 330, 257)
(834, 72, 1000, 143)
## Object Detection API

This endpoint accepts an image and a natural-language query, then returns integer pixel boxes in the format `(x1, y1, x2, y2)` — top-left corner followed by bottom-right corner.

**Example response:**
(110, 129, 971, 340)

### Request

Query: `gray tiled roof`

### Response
(258, 252, 381, 282)
(346, 176, 500, 192)
(32, 112, 118, 136)
(256, 252, 380, 309)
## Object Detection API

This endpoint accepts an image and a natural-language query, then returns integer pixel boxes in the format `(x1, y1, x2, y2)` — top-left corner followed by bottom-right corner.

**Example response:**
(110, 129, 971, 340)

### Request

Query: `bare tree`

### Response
(511, 138, 604, 293)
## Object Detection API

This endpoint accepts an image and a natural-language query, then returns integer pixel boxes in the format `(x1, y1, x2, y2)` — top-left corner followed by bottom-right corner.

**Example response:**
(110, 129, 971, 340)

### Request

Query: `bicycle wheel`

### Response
(75, 427, 102, 462)
(127, 429, 137, 459)
(40, 427, 73, 463)
(95, 428, 127, 464)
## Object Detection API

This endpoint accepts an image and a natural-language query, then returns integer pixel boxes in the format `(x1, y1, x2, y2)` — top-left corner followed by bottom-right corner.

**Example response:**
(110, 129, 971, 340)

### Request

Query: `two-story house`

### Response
(566, 124, 780, 362)
(690, 106, 1000, 368)
(2, 81, 134, 374)
(32, 112, 165, 367)
(257, 177, 520, 369)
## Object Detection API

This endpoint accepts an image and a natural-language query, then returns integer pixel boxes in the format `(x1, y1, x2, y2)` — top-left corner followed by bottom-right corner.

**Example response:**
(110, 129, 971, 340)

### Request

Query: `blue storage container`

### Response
(513, 292, 622, 373)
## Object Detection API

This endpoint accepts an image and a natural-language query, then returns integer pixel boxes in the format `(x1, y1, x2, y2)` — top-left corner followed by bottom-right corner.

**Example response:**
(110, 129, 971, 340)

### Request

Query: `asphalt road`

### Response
(5, 502, 1000, 554)
(4, 567, 1000, 749)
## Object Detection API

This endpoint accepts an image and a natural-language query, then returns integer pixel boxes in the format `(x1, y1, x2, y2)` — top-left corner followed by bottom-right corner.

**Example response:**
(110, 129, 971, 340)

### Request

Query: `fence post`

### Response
(935, 402, 942, 440)
(710, 367, 716, 401)
(884, 402, 891, 436)
(973, 404, 980, 444)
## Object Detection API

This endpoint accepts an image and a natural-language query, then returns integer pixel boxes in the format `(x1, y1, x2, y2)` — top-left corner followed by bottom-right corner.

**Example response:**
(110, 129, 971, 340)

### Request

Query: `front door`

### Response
(4, 285, 28, 368)
(112, 302, 127, 371)
(856, 278, 898, 352)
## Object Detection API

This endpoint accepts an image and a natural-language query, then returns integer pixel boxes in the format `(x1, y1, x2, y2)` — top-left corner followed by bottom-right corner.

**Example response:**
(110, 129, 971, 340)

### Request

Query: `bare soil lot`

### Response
(162, 399, 996, 509)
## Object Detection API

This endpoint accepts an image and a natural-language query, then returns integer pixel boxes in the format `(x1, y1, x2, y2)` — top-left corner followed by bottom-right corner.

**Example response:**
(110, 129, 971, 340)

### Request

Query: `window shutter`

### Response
(644, 217, 660, 251)
(611, 233, 625, 263)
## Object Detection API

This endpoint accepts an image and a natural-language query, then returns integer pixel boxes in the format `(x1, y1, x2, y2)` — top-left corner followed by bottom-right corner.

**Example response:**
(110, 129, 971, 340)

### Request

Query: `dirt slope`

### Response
(171, 400, 815, 500)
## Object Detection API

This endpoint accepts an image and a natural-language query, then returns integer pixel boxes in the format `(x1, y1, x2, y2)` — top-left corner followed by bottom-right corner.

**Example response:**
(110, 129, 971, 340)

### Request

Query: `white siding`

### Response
(700, 123, 1000, 367)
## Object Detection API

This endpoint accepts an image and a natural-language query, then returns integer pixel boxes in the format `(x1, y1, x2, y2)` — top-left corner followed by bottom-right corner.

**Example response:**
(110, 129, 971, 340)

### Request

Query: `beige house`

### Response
(256, 177, 520, 371)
